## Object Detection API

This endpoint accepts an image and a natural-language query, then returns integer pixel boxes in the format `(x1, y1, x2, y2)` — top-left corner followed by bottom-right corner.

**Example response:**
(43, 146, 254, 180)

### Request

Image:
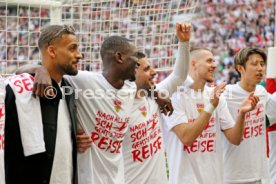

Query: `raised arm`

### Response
(156, 23, 190, 95)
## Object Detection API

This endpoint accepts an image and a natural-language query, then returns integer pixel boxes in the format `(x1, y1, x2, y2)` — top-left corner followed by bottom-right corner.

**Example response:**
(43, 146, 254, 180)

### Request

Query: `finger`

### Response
(78, 141, 92, 148)
(176, 22, 180, 32)
(78, 139, 92, 148)
(187, 23, 191, 30)
(251, 96, 258, 105)
(249, 96, 258, 106)
(77, 129, 85, 135)
(168, 104, 174, 116)
(77, 135, 91, 142)
(255, 96, 260, 102)
(35, 83, 41, 97)
(161, 108, 167, 116)
(40, 83, 45, 98)
(251, 101, 257, 108)
(250, 99, 256, 108)
(253, 96, 259, 106)
(32, 82, 38, 98)
(254, 96, 259, 105)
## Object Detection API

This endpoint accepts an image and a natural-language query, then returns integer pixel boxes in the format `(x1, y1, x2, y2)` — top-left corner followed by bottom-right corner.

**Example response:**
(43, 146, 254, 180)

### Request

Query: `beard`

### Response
(63, 64, 78, 76)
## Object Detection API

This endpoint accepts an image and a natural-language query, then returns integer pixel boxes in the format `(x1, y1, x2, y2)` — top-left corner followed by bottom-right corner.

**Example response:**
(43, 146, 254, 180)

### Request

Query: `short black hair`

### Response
(100, 36, 133, 59)
(38, 24, 76, 50)
(137, 51, 146, 59)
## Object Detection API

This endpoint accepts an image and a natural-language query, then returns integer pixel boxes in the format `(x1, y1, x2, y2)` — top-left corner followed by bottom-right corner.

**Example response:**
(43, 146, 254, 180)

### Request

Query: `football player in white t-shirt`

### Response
(222, 48, 276, 184)
(122, 23, 191, 184)
(162, 48, 259, 184)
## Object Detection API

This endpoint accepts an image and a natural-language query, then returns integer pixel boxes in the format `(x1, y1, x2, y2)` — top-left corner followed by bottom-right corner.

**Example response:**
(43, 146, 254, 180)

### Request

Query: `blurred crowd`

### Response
(192, 0, 275, 84)
(0, 0, 274, 84)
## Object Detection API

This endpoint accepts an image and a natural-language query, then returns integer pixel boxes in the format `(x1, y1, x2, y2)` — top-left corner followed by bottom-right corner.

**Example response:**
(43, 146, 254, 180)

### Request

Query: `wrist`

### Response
(35, 66, 47, 74)
(238, 109, 246, 116)
(179, 40, 189, 43)
(204, 103, 216, 114)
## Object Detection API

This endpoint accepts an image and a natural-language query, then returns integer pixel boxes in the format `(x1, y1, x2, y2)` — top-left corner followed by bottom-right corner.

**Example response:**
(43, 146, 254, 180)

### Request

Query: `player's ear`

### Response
(47, 45, 56, 58)
(236, 64, 244, 74)
(115, 52, 123, 64)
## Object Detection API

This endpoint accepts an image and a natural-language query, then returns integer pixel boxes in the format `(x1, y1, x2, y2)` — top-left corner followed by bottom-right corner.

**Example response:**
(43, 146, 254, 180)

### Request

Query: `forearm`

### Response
(173, 111, 212, 146)
(16, 64, 42, 74)
(156, 41, 190, 95)
(224, 112, 245, 145)
(172, 41, 190, 80)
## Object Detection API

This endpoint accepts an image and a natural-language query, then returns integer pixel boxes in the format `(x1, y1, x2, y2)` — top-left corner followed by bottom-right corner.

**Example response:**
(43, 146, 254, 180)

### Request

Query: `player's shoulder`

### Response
(123, 80, 137, 91)
(255, 84, 267, 94)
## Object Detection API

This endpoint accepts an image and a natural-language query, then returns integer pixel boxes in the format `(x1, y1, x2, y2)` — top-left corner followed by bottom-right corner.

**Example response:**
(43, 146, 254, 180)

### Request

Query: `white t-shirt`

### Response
(123, 97, 167, 184)
(66, 71, 136, 184)
(0, 78, 5, 184)
(222, 84, 276, 183)
(50, 88, 73, 184)
(162, 86, 235, 184)
(122, 41, 190, 184)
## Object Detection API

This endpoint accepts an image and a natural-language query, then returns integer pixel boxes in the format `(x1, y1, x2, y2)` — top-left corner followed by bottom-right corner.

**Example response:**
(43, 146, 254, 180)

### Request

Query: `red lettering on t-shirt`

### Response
(130, 128, 147, 142)
(132, 136, 162, 162)
(243, 123, 263, 139)
(183, 139, 215, 153)
(12, 74, 34, 94)
(91, 131, 122, 154)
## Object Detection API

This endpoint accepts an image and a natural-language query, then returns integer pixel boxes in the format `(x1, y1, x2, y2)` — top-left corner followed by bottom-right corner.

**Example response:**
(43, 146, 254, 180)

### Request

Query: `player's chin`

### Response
(65, 67, 78, 76)
(206, 77, 214, 83)
(255, 78, 262, 84)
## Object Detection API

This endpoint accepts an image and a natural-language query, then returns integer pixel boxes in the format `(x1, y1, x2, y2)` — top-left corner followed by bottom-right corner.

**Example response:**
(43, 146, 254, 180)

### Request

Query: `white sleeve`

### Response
(162, 93, 188, 131)
(216, 96, 235, 130)
(156, 41, 190, 96)
(266, 92, 276, 125)
(64, 70, 93, 88)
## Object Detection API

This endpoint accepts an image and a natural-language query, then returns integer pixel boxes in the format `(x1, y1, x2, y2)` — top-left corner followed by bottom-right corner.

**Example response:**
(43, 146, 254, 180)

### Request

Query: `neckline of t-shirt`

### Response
(236, 82, 253, 95)
(99, 73, 120, 92)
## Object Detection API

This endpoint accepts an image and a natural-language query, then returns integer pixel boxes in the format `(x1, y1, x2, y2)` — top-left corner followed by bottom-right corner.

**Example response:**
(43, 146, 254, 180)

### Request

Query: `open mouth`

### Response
(149, 77, 154, 83)
(256, 73, 263, 78)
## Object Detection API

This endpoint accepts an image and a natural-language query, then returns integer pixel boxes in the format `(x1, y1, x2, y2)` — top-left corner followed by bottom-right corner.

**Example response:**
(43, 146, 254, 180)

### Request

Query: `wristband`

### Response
(204, 103, 215, 114)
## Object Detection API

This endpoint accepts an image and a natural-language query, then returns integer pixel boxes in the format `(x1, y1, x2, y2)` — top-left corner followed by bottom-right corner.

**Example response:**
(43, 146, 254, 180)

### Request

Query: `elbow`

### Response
(229, 139, 241, 146)
(183, 141, 194, 147)
(180, 136, 195, 147)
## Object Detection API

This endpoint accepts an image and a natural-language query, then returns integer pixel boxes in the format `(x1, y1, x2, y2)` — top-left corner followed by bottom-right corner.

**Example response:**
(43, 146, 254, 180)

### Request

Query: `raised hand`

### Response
(176, 22, 191, 42)
(239, 92, 259, 114)
(210, 82, 226, 107)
